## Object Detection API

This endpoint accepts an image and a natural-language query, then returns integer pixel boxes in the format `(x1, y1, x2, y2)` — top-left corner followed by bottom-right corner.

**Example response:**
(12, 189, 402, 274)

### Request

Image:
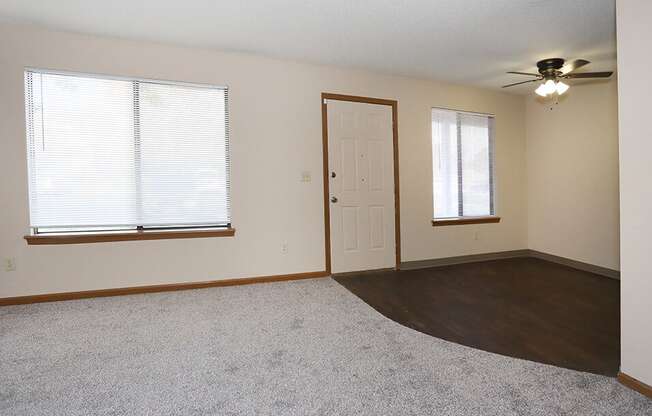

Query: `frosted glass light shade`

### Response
(543, 79, 557, 95)
(556, 81, 569, 95)
(535, 84, 548, 97)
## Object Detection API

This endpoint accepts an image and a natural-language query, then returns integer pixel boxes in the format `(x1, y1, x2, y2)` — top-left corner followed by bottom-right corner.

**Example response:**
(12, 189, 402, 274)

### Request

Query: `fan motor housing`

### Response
(537, 58, 565, 78)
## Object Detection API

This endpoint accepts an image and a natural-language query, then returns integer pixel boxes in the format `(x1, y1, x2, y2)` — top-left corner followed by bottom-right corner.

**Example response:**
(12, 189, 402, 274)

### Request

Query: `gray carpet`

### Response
(0, 278, 649, 415)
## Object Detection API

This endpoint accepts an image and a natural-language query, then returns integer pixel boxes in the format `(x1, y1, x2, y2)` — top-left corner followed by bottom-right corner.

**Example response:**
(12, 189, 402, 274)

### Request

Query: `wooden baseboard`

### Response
(332, 267, 396, 278)
(0, 249, 619, 306)
(618, 372, 652, 398)
(527, 250, 620, 280)
(400, 249, 620, 280)
(0, 270, 329, 307)
(400, 250, 530, 270)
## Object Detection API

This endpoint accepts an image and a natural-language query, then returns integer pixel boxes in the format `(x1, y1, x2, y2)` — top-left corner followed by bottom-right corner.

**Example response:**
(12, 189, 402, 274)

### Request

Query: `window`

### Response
(431, 108, 497, 224)
(24, 69, 231, 237)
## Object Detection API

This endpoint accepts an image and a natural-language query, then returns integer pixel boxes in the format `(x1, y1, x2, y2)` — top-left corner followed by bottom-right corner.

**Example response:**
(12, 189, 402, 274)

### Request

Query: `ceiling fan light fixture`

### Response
(535, 84, 548, 97)
(503, 58, 613, 95)
(556, 81, 569, 95)
(543, 79, 557, 95)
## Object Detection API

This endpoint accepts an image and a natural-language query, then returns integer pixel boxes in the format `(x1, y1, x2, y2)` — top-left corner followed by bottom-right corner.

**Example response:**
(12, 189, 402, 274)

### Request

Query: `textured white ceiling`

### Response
(0, 0, 616, 93)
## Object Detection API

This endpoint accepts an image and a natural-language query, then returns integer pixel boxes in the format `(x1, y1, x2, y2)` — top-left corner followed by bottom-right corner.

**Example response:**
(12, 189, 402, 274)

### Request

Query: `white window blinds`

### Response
(24, 69, 230, 232)
(432, 108, 495, 219)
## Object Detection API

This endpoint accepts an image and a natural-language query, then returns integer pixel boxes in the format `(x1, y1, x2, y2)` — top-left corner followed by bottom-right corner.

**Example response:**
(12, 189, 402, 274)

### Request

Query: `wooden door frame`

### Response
(321, 93, 401, 275)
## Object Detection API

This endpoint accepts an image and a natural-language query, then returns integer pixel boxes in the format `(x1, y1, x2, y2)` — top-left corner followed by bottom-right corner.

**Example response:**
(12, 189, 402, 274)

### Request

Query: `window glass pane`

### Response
(432, 109, 459, 218)
(432, 108, 494, 219)
(25, 70, 231, 232)
(25, 72, 137, 228)
(138, 83, 229, 226)
(460, 114, 491, 216)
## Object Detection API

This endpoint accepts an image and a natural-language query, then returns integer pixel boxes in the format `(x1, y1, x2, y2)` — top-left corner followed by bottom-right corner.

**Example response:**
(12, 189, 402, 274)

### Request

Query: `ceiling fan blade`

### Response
(561, 59, 590, 74)
(501, 79, 540, 88)
(564, 71, 614, 79)
(507, 71, 541, 77)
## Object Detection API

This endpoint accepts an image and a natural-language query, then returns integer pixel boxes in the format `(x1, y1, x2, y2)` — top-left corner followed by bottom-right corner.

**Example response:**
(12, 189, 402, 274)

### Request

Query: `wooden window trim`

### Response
(432, 216, 501, 226)
(24, 228, 235, 245)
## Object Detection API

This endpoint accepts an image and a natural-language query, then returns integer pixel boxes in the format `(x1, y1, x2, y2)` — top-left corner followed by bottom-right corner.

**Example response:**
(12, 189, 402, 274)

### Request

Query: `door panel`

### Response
(340, 138, 358, 192)
(367, 140, 384, 191)
(369, 205, 385, 249)
(342, 206, 359, 251)
(327, 99, 395, 273)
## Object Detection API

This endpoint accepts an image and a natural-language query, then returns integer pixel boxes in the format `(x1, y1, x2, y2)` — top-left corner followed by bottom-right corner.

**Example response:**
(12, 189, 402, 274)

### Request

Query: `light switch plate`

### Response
(301, 171, 312, 183)
(4, 257, 16, 272)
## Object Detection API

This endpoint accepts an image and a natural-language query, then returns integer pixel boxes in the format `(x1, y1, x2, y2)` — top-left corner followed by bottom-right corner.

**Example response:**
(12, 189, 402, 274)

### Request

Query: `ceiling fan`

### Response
(502, 58, 613, 96)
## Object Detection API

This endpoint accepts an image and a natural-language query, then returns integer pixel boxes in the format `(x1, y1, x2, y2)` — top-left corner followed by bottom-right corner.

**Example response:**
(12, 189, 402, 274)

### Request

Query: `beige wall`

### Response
(526, 79, 620, 271)
(0, 23, 527, 297)
(617, 0, 652, 386)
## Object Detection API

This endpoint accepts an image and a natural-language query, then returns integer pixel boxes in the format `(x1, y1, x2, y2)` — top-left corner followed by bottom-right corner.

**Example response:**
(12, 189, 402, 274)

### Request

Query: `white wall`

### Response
(617, 0, 652, 386)
(526, 79, 620, 271)
(0, 23, 527, 297)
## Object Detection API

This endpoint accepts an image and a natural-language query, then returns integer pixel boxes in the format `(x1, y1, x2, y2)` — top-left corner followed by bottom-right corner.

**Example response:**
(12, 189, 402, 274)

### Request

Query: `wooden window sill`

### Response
(432, 216, 501, 226)
(24, 228, 236, 245)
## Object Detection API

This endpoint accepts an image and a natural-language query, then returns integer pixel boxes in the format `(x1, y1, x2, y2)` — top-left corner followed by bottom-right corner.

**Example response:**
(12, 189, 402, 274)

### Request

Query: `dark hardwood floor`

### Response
(334, 257, 620, 376)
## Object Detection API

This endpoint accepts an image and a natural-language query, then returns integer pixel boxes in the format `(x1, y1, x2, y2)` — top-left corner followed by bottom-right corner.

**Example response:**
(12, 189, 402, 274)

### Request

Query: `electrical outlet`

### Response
(301, 171, 312, 183)
(281, 242, 289, 254)
(4, 257, 16, 272)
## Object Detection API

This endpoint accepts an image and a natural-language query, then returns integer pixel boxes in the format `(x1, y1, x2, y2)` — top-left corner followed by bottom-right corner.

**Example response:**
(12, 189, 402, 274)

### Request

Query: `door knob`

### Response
(331, 196, 338, 203)
(331, 171, 336, 178)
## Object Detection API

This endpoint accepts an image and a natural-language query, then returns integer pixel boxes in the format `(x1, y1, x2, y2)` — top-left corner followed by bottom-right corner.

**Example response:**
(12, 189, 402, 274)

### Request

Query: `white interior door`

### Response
(327, 99, 396, 273)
